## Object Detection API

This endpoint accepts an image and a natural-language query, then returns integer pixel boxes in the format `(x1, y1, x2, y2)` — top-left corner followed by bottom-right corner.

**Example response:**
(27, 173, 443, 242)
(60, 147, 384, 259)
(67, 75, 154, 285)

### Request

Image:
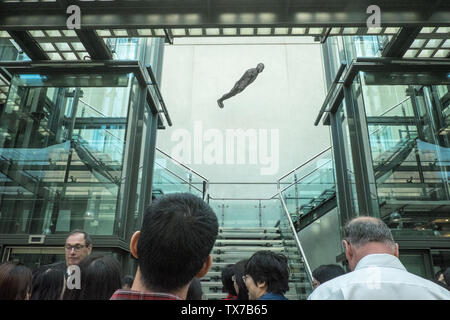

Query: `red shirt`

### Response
(110, 289, 182, 300)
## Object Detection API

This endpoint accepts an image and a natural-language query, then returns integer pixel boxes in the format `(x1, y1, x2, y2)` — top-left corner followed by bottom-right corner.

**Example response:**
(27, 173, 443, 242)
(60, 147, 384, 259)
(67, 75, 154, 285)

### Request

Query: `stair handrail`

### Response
(278, 146, 332, 183)
(156, 147, 209, 182)
(277, 181, 314, 290)
(279, 158, 334, 195)
(154, 147, 209, 201)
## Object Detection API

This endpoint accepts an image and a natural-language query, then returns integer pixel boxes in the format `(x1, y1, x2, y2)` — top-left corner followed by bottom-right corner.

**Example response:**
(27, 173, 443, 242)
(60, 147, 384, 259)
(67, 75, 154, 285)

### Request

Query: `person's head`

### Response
(186, 278, 203, 300)
(256, 63, 264, 73)
(64, 254, 122, 300)
(435, 270, 445, 284)
(0, 261, 32, 300)
(221, 264, 237, 296)
(244, 251, 289, 300)
(232, 259, 249, 300)
(312, 264, 346, 289)
(64, 229, 93, 267)
(343, 216, 399, 271)
(30, 266, 65, 300)
(130, 193, 218, 297)
(443, 268, 450, 287)
(121, 275, 134, 290)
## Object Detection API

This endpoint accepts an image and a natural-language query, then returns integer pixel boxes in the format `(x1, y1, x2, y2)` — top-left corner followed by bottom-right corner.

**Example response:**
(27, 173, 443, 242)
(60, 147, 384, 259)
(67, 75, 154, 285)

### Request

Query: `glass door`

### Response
(2, 246, 65, 271)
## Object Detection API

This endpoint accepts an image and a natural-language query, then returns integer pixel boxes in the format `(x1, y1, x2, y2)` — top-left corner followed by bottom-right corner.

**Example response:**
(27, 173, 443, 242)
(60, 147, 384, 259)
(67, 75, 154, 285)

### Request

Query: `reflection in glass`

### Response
(353, 70, 450, 237)
(0, 72, 133, 235)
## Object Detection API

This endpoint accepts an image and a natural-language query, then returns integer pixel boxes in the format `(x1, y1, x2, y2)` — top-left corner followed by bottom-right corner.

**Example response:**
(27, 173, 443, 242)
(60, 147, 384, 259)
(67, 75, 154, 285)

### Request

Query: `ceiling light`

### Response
(205, 28, 220, 36)
(223, 28, 237, 36)
(240, 28, 254, 36)
(274, 28, 289, 35)
(137, 29, 153, 36)
(257, 28, 272, 35)
(188, 28, 202, 36)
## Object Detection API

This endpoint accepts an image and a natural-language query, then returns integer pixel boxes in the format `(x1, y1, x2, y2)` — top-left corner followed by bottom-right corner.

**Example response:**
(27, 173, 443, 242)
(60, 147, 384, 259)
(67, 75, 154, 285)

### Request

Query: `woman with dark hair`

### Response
(312, 264, 346, 290)
(232, 259, 249, 300)
(0, 261, 32, 300)
(31, 266, 66, 300)
(221, 264, 237, 300)
(64, 254, 122, 300)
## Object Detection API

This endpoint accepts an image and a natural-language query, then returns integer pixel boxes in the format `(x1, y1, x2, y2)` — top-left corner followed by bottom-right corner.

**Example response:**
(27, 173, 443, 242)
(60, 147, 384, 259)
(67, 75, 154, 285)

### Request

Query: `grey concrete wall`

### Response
(157, 37, 330, 196)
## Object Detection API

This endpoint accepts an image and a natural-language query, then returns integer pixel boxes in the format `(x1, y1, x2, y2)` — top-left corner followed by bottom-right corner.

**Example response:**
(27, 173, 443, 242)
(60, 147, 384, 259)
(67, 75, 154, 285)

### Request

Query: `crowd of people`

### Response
(0, 193, 449, 300)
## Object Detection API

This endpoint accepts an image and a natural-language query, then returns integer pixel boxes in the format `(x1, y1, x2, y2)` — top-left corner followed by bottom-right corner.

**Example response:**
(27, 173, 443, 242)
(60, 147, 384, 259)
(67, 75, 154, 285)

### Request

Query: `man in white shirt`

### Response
(308, 216, 450, 300)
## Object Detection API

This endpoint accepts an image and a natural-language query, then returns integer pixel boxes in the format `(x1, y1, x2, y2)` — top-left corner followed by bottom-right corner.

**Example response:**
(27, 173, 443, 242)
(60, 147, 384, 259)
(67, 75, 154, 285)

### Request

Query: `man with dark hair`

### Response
(244, 250, 289, 300)
(308, 216, 450, 299)
(64, 229, 93, 268)
(111, 193, 218, 300)
(45, 229, 93, 276)
(312, 264, 346, 290)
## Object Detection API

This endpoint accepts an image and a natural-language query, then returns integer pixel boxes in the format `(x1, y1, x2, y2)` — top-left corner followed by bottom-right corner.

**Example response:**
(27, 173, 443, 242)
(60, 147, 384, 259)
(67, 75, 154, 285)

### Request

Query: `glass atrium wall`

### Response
(0, 72, 134, 236)
(324, 35, 388, 84)
(348, 69, 450, 238)
(0, 38, 166, 241)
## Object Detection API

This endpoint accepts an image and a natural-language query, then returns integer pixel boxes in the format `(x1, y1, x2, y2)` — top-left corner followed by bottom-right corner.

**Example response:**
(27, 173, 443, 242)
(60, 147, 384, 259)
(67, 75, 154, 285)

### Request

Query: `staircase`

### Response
(201, 226, 312, 300)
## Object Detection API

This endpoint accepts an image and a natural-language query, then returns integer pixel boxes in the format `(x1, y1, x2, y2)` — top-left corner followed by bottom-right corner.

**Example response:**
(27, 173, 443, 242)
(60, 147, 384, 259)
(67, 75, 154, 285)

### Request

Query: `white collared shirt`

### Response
(308, 254, 450, 300)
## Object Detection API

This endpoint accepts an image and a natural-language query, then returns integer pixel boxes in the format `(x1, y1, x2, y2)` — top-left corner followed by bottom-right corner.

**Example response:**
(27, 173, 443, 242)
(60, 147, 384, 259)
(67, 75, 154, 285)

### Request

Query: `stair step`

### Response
(200, 226, 310, 300)
(214, 239, 295, 246)
(219, 227, 279, 233)
(212, 246, 285, 253)
(217, 232, 281, 240)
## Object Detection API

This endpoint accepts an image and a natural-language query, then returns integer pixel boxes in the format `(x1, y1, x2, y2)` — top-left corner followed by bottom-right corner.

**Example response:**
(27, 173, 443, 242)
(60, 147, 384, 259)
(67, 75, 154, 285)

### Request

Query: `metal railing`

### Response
(155, 147, 209, 201)
(277, 177, 314, 289)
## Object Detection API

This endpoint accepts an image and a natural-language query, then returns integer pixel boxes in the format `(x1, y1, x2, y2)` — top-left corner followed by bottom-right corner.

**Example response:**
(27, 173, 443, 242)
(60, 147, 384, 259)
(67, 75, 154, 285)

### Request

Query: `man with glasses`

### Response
(243, 251, 289, 300)
(46, 230, 93, 277)
(64, 230, 93, 268)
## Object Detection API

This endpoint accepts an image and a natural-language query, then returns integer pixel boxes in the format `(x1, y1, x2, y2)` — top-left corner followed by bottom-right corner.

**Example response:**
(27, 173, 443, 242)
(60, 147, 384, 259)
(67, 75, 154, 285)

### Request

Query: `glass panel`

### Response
(353, 70, 450, 238)
(279, 199, 313, 298)
(398, 252, 428, 279)
(339, 101, 359, 215)
(106, 38, 140, 60)
(0, 72, 133, 236)
(279, 148, 335, 221)
(152, 150, 204, 199)
(210, 199, 259, 228)
(431, 250, 450, 281)
(5, 247, 65, 271)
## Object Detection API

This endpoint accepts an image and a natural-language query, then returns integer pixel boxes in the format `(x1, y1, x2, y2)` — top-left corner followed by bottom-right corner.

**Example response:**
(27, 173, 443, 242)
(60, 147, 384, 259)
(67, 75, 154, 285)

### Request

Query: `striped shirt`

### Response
(110, 289, 182, 300)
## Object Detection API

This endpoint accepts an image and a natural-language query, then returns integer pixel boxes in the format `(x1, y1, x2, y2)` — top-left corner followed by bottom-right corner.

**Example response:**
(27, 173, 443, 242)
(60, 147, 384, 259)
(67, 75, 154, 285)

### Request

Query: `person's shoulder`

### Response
(403, 271, 450, 295)
(307, 273, 350, 300)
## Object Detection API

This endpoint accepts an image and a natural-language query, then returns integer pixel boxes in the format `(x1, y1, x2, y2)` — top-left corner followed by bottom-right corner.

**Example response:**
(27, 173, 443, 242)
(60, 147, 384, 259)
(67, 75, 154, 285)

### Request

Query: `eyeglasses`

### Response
(64, 244, 86, 251)
(231, 275, 249, 282)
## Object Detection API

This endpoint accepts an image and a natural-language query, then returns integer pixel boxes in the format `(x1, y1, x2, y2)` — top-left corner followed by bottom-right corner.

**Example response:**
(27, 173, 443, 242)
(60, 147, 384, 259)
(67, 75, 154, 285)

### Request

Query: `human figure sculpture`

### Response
(217, 63, 265, 108)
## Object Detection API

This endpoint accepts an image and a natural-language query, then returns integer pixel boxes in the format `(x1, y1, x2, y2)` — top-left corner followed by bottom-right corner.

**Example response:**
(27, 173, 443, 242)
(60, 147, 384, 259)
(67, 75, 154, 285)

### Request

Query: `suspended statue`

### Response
(217, 63, 265, 109)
